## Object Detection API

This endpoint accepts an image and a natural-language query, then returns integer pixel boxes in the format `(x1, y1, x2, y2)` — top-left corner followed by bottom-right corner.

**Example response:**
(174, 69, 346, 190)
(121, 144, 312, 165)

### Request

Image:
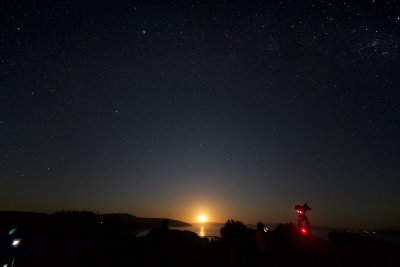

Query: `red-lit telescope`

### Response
(295, 203, 311, 235)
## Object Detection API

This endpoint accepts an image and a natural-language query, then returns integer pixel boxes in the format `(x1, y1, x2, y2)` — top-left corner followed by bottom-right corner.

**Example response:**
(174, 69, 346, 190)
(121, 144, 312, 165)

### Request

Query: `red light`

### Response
(297, 210, 303, 214)
(301, 228, 307, 234)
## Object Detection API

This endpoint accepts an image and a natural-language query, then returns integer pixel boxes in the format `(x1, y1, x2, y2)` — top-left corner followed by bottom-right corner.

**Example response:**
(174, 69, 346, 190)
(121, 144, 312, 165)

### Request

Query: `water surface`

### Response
(172, 223, 224, 237)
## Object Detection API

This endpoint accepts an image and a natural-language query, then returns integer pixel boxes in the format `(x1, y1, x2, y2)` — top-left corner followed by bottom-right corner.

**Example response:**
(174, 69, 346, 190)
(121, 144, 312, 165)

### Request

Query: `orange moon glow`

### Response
(198, 214, 207, 222)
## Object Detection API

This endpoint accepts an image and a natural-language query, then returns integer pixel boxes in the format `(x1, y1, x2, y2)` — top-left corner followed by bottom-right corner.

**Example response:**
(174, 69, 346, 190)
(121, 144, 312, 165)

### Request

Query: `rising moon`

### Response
(198, 214, 207, 222)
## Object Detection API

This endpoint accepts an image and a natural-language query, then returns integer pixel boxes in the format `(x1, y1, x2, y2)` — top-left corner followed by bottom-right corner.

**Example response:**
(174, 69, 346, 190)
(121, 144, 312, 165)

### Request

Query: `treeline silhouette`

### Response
(0, 211, 398, 266)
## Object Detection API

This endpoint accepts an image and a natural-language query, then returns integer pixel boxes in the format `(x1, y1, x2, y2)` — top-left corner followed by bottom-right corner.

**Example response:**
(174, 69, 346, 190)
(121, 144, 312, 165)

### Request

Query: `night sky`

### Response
(1, 1, 400, 229)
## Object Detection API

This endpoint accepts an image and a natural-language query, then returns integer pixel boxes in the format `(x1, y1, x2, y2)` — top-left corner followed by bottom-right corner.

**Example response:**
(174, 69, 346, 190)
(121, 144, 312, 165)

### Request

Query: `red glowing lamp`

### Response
(300, 228, 307, 234)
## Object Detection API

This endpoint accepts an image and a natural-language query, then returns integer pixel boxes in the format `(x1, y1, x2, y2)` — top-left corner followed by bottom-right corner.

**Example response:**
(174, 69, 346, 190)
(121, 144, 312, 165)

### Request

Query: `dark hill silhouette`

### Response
(100, 212, 191, 234)
(0, 211, 398, 266)
(0, 211, 190, 235)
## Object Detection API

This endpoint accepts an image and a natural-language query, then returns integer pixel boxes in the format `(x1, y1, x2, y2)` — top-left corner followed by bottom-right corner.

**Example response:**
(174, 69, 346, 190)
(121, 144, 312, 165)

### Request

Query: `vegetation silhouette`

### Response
(0, 211, 399, 266)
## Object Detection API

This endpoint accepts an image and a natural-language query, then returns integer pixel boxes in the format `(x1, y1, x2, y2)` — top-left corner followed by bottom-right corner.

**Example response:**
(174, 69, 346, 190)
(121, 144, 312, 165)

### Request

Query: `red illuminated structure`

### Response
(295, 203, 311, 234)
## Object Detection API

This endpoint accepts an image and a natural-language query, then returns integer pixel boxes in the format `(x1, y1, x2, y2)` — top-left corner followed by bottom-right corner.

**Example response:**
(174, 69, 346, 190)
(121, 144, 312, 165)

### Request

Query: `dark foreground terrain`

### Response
(1, 211, 399, 266)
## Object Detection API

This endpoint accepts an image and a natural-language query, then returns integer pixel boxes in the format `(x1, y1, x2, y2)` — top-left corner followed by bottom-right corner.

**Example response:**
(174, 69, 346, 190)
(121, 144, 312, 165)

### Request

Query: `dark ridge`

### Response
(0, 211, 191, 235)
(1, 213, 399, 266)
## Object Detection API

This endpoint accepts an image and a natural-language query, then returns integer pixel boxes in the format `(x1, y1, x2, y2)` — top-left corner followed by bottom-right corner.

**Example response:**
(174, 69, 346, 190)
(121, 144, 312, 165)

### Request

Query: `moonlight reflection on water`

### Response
(172, 223, 224, 237)
(200, 225, 205, 237)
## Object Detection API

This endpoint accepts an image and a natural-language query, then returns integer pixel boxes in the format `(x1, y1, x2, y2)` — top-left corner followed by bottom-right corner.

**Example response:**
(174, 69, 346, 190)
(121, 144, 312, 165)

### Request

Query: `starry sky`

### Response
(1, 0, 400, 229)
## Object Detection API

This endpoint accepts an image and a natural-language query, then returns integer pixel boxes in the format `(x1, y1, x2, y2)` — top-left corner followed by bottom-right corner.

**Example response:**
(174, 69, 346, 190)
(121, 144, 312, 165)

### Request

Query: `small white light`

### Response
(12, 239, 21, 248)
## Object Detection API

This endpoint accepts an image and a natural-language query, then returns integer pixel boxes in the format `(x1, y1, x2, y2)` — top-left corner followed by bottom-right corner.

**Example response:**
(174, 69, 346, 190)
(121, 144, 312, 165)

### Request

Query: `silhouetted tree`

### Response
(220, 220, 256, 266)
(220, 220, 250, 244)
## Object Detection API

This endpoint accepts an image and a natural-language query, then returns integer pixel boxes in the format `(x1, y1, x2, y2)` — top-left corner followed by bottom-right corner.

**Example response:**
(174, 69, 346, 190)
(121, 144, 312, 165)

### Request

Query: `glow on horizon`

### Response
(198, 214, 207, 223)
